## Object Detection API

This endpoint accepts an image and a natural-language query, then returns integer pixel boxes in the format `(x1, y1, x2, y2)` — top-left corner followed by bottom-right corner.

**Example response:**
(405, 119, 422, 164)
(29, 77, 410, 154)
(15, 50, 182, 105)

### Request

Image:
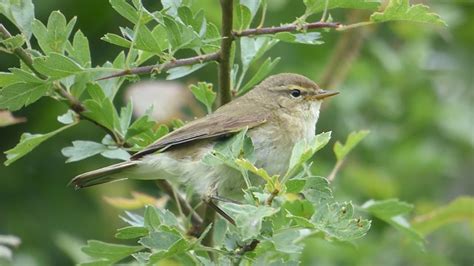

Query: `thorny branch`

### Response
(96, 21, 341, 81)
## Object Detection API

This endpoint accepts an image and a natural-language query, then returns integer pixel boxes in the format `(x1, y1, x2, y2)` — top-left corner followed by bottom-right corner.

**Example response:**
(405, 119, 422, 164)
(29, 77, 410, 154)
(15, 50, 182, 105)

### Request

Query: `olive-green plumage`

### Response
(70, 73, 338, 198)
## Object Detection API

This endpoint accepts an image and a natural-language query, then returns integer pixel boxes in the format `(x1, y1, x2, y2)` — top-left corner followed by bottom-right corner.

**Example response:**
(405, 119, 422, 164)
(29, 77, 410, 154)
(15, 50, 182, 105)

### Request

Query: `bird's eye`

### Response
(290, 89, 302, 98)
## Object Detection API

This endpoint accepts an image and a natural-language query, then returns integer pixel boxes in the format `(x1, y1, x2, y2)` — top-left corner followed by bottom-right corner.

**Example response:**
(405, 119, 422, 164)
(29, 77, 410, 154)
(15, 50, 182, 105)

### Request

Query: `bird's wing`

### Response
(131, 109, 269, 159)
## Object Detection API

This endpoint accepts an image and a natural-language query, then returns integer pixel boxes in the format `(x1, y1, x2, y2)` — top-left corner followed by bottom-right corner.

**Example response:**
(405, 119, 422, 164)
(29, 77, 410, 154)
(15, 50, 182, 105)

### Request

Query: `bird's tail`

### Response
(69, 161, 138, 189)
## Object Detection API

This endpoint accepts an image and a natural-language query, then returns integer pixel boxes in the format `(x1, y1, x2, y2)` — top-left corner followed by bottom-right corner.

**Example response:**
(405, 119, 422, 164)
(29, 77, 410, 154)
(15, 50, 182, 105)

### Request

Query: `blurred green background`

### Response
(0, 0, 472, 265)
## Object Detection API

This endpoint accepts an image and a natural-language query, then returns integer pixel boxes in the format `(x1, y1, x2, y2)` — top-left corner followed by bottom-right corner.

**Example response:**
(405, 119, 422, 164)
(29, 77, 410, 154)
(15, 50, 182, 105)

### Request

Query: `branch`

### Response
(96, 21, 341, 82)
(97, 52, 220, 80)
(218, 0, 234, 105)
(0, 24, 47, 80)
(232, 21, 340, 37)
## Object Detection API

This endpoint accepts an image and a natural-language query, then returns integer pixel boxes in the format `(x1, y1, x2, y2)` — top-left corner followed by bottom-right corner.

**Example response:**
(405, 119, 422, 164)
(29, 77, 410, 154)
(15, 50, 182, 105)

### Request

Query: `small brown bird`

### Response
(71, 73, 338, 199)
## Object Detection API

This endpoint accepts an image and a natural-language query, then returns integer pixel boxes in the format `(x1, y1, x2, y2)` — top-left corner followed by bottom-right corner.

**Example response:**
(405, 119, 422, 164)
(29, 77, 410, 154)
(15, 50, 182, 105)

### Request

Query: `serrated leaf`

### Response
(311, 201, 371, 241)
(82, 84, 121, 133)
(0, 82, 50, 111)
(115, 226, 149, 239)
(240, 0, 261, 19)
(239, 57, 280, 95)
(285, 132, 331, 179)
(235, 4, 252, 31)
(304, 0, 380, 16)
(334, 130, 369, 161)
(101, 33, 132, 48)
(362, 198, 423, 246)
(362, 198, 413, 219)
(139, 231, 181, 250)
(57, 110, 76, 125)
(33, 53, 84, 79)
(0, 72, 23, 87)
(71, 30, 91, 67)
(4, 123, 75, 166)
(81, 240, 143, 262)
(110, 0, 139, 23)
(135, 24, 164, 53)
(275, 32, 323, 45)
(32, 11, 76, 54)
(166, 62, 208, 80)
(370, 0, 446, 26)
(303, 175, 333, 204)
(189, 82, 216, 113)
(0, 0, 35, 39)
(61, 140, 108, 163)
(413, 196, 474, 236)
(0, 34, 25, 50)
(221, 203, 277, 240)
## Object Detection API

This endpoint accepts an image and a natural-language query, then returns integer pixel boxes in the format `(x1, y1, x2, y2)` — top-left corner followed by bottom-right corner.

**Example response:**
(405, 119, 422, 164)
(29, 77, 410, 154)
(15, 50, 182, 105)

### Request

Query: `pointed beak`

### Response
(311, 89, 340, 100)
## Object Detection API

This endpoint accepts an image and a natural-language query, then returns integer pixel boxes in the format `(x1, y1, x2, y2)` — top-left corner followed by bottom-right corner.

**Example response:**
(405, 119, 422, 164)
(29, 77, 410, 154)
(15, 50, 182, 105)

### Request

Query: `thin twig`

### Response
(218, 0, 234, 105)
(327, 159, 343, 183)
(97, 21, 341, 81)
(232, 21, 340, 37)
(97, 52, 220, 81)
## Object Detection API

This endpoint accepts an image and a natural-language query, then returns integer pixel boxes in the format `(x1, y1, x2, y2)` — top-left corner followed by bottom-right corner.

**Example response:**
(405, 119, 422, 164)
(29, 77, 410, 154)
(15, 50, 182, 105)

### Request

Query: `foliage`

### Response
(0, 0, 470, 265)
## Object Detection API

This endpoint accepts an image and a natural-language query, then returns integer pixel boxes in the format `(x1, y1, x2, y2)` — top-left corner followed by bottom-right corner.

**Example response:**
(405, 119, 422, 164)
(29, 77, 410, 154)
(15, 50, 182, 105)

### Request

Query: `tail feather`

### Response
(70, 161, 138, 189)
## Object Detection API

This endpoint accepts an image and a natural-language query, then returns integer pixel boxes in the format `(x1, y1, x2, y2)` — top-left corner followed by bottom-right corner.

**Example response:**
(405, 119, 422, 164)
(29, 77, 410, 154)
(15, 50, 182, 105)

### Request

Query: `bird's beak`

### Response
(309, 90, 340, 100)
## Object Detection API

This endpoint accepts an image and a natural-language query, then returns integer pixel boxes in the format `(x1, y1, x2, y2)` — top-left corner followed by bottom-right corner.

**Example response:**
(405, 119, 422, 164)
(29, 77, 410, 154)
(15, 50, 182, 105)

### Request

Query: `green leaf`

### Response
(139, 231, 181, 251)
(239, 57, 280, 95)
(285, 132, 331, 179)
(31, 11, 76, 54)
(163, 15, 201, 51)
(61, 141, 108, 163)
(413, 196, 474, 236)
(0, 34, 25, 50)
(221, 203, 277, 240)
(235, 4, 252, 31)
(303, 175, 333, 205)
(304, 0, 380, 16)
(115, 226, 149, 239)
(81, 240, 143, 262)
(57, 110, 76, 125)
(189, 82, 216, 113)
(285, 178, 306, 194)
(370, 0, 447, 26)
(4, 123, 75, 166)
(135, 24, 164, 53)
(334, 130, 369, 161)
(119, 101, 133, 136)
(33, 53, 84, 79)
(362, 198, 424, 246)
(166, 63, 209, 80)
(82, 84, 120, 133)
(202, 22, 220, 53)
(240, 36, 278, 72)
(0, 72, 24, 87)
(275, 32, 323, 45)
(0, 0, 35, 39)
(101, 33, 132, 48)
(70, 30, 91, 67)
(110, 0, 139, 23)
(362, 199, 413, 219)
(311, 201, 371, 241)
(240, 0, 261, 19)
(0, 82, 50, 111)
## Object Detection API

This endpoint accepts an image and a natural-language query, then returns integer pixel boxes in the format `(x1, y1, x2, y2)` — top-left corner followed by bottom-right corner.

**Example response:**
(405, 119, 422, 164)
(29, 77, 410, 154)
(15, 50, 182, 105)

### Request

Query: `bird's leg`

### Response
(202, 186, 236, 226)
(208, 195, 242, 205)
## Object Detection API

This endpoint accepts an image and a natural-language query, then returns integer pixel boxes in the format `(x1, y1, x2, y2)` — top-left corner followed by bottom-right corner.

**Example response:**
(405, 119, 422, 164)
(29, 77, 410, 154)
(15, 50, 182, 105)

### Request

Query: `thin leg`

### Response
(205, 199, 236, 226)
(209, 195, 242, 205)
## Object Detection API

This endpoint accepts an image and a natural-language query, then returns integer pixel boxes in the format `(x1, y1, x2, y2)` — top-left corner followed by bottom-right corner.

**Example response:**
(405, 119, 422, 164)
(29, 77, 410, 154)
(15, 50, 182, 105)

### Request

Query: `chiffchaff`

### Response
(71, 73, 338, 199)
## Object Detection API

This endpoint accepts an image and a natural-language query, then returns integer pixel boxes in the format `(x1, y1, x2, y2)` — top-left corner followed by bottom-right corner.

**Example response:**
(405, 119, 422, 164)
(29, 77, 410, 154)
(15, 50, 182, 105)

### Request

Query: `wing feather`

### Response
(131, 108, 269, 159)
